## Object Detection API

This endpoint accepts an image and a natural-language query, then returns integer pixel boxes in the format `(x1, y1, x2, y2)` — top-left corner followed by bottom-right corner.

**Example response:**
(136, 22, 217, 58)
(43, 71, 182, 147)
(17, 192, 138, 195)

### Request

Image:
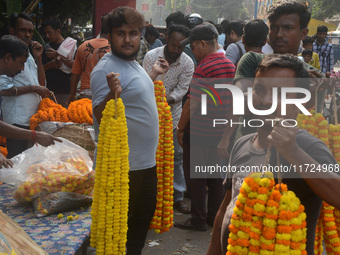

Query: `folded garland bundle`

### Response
(90, 98, 129, 254)
(227, 172, 307, 255)
(67, 98, 93, 125)
(29, 98, 69, 130)
(149, 80, 174, 234)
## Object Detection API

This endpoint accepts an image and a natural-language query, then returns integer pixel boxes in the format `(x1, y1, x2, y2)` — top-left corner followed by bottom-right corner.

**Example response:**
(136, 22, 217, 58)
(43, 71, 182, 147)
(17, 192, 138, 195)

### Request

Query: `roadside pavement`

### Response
(142, 198, 212, 255)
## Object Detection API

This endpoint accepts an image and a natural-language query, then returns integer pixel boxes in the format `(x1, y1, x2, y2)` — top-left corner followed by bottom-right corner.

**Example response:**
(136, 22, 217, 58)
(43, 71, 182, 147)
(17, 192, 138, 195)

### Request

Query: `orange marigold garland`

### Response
(297, 113, 340, 255)
(29, 98, 69, 130)
(67, 98, 93, 125)
(226, 172, 307, 255)
(149, 80, 174, 234)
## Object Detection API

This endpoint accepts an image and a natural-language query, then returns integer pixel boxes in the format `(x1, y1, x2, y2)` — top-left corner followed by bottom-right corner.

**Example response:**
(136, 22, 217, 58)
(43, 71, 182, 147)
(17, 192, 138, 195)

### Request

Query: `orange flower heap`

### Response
(29, 98, 69, 129)
(68, 98, 93, 124)
(149, 80, 174, 234)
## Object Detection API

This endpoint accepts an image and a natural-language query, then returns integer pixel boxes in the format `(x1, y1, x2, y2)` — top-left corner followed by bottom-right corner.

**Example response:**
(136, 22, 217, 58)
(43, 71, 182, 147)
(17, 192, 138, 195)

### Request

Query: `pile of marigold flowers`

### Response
(149, 80, 174, 234)
(29, 98, 69, 130)
(227, 172, 307, 255)
(30, 98, 94, 130)
(68, 98, 93, 125)
(90, 98, 129, 254)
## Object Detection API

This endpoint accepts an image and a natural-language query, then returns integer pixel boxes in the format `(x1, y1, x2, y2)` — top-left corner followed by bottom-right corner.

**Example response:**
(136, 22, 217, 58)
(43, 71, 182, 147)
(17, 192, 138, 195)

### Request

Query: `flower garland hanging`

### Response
(29, 98, 69, 130)
(149, 80, 174, 234)
(226, 172, 307, 255)
(90, 98, 130, 254)
(67, 98, 93, 125)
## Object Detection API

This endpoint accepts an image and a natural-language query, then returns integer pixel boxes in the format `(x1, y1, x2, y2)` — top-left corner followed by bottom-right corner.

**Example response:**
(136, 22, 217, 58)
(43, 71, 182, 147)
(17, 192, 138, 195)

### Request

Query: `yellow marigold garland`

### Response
(29, 98, 69, 130)
(149, 80, 174, 234)
(90, 99, 129, 254)
(68, 98, 93, 125)
(226, 172, 307, 255)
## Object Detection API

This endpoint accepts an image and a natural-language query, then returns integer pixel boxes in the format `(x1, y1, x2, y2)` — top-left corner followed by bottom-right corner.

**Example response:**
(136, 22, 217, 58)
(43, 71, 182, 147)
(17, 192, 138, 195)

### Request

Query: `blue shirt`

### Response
(218, 33, 225, 47)
(0, 53, 41, 126)
(91, 52, 159, 171)
(150, 39, 163, 50)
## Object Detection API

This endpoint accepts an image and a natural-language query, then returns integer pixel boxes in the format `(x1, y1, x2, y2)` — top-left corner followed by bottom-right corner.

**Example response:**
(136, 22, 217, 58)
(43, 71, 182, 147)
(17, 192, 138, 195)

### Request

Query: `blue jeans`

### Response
(173, 128, 186, 203)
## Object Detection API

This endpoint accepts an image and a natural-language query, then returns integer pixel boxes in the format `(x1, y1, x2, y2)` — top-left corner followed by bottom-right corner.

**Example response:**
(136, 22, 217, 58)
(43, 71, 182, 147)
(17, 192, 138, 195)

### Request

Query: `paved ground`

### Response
(142, 198, 212, 255)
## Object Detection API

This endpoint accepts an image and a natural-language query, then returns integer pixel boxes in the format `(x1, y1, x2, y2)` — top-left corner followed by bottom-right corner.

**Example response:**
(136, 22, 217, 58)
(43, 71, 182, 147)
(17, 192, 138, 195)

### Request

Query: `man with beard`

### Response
(90, 7, 168, 255)
(143, 24, 194, 214)
(0, 12, 51, 158)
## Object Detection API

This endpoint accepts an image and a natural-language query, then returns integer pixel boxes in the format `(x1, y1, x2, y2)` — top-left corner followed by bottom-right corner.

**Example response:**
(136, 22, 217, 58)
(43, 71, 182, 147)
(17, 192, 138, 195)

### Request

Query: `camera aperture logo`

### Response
(200, 85, 222, 107)
(200, 84, 312, 128)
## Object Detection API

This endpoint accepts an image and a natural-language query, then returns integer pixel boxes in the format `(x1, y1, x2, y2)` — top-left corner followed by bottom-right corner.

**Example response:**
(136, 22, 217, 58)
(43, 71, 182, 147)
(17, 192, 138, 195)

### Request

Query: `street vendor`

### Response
(210, 53, 340, 255)
(0, 13, 51, 159)
(0, 35, 61, 168)
(90, 7, 168, 255)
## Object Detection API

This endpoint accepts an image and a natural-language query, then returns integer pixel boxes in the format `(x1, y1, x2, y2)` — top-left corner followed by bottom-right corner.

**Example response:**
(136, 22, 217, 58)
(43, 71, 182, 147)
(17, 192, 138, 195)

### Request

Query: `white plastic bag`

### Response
(0, 138, 94, 203)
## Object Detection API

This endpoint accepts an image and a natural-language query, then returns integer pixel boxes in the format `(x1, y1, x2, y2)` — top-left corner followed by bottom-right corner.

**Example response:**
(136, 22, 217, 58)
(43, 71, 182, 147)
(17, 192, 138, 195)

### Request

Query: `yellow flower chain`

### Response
(226, 172, 307, 255)
(90, 99, 129, 254)
(149, 81, 174, 233)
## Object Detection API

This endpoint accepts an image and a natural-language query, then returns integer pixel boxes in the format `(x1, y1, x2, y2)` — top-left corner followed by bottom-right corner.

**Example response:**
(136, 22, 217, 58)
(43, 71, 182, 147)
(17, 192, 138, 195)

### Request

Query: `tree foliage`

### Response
(41, 0, 92, 26)
(311, 0, 340, 20)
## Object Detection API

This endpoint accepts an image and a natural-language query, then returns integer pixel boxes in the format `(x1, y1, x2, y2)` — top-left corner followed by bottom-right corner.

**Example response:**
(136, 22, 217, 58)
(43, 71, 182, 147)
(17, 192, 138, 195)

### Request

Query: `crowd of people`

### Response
(0, 0, 339, 254)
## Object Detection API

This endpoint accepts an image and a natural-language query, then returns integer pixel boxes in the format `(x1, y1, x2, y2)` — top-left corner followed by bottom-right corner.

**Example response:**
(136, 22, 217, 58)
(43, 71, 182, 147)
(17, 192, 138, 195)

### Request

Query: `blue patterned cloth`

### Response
(0, 184, 92, 255)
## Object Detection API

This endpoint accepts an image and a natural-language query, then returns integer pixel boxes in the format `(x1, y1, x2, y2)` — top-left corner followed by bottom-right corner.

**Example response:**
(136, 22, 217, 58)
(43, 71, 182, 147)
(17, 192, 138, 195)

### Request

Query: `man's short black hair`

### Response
(317, 25, 328, 33)
(302, 49, 313, 57)
(167, 24, 190, 39)
(100, 13, 109, 34)
(256, 53, 310, 90)
(165, 11, 186, 28)
(145, 25, 160, 38)
(9, 12, 34, 29)
(0, 35, 28, 59)
(225, 20, 244, 37)
(104, 7, 145, 34)
(221, 19, 229, 34)
(42, 18, 62, 31)
(243, 19, 269, 47)
(302, 36, 314, 45)
(267, 1, 311, 30)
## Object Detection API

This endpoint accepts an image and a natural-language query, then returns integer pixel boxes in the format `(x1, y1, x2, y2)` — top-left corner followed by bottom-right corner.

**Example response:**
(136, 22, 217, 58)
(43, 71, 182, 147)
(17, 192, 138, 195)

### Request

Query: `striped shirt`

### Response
(187, 52, 236, 145)
(313, 41, 334, 74)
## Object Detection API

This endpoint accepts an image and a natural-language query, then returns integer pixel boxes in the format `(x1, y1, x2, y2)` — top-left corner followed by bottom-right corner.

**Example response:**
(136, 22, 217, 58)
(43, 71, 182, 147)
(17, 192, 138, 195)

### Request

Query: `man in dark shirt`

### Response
(209, 53, 340, 255)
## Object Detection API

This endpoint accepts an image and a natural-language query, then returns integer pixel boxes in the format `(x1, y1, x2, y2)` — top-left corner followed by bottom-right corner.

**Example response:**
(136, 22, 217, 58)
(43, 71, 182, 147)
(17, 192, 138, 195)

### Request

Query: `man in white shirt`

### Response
(0, 13, 50, 158)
